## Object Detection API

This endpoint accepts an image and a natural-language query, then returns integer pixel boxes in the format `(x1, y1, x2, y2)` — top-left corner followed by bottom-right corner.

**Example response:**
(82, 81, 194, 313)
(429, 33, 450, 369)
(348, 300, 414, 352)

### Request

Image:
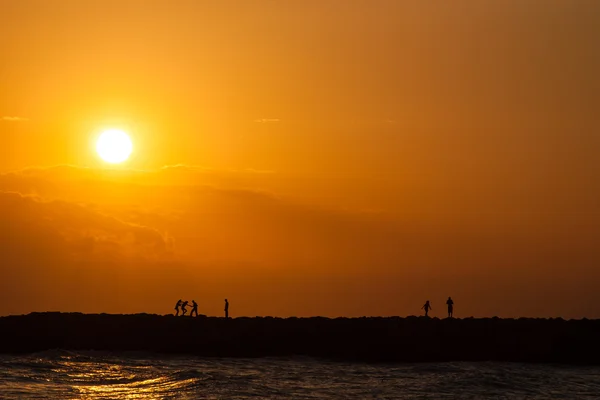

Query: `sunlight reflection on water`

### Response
(1, 352, 600, 399)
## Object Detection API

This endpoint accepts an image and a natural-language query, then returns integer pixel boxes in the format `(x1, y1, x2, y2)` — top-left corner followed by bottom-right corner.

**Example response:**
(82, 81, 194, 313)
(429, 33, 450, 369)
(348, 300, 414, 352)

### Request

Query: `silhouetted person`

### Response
(181, 300, 189, 316)
(190, 300, 198, 317)
(446, 296, 454, 318)
(422, 300, 432, 317)
(174, 299, 182, 316)
(224, 299, 229, 319)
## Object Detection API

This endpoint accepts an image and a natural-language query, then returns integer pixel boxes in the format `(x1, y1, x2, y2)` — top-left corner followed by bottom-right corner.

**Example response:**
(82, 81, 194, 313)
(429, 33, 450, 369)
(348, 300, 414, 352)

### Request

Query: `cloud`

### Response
(0, 166, 411, 272)
(0, 190, 181, 315)
(159, 164, 274, 174)
(0, 164, 279, 198)
(253, 118, 280, 123)
(0, 191, 173, 260)
(2, 116, 28, 122)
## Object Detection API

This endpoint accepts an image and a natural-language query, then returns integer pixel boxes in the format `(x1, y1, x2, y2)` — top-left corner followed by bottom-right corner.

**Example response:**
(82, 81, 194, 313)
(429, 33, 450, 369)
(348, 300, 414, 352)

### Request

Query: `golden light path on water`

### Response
(56, 361, 195, 399)
(74, 377, 196, 399)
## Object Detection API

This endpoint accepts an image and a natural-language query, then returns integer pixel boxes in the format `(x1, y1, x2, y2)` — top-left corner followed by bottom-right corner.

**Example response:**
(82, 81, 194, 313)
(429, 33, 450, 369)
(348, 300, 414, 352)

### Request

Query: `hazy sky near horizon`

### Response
(1, 1, 599, 318)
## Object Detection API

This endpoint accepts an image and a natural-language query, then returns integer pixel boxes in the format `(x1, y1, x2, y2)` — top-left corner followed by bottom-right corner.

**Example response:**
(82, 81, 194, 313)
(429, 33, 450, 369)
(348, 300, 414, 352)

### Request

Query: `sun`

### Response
(96, 129, 133, 163)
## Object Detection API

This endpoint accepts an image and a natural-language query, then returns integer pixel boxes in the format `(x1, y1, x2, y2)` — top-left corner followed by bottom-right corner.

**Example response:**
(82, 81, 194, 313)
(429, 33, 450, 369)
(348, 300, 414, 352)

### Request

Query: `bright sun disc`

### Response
(96, 129, 133, 163)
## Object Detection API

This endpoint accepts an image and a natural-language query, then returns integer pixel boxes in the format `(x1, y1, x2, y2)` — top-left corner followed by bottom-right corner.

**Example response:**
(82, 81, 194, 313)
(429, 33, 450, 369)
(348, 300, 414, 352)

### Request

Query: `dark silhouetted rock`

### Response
(1, 313, 599, 364)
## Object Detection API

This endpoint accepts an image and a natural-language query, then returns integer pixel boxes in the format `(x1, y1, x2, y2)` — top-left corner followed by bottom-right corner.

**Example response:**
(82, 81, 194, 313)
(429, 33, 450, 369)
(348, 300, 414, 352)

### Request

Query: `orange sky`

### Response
(1, 0, 599, 318)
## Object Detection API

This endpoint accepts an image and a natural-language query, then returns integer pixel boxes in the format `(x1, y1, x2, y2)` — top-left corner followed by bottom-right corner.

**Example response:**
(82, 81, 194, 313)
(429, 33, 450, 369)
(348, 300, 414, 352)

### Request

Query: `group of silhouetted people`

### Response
(174, 298, 230, 318)
(174, 299, 198, 316)
(422, 297, 454, 318)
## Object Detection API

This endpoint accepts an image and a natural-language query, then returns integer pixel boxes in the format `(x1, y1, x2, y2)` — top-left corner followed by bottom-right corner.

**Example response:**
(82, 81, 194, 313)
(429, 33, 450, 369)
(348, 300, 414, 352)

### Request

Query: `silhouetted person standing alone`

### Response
(224, 299, 229, 319)
(174, 299, 182, 316)
(422, 300, 432, 317)
(446, 297, 454, 318)
(181, 300, 189, 316)
(190, 300, 198, 317)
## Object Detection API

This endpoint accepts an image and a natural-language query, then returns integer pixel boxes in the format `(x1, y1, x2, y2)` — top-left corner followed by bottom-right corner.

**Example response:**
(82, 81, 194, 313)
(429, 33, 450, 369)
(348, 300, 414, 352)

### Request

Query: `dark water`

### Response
(1, 352, 600, 399)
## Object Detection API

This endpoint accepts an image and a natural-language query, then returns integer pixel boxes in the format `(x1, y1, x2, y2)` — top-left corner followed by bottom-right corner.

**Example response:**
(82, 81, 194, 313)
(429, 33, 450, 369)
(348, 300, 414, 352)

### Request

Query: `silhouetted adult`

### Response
(181, 300, 189, 316)
(174, 299, 182, 316)
(422, 300, 432, 317)
(190, 300, 198, 317)
(446, 297, 454, 318)
(224, 299, 229, 319)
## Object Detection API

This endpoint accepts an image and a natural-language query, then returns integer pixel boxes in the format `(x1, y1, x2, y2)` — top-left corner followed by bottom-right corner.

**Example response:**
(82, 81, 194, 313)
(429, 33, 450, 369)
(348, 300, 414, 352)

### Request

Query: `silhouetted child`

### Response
(174, 299, 182, 316)
(190, 300, 198, 317)
(224, 299, 229, 319)
(181, 300, 189, 316)
(446, 296, 454, 318)
(422, 300, 432, 317)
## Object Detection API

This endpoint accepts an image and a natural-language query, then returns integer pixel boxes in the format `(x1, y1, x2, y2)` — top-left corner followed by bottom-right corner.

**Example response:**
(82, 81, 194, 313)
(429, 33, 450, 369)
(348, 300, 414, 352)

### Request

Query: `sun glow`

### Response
(96, 129, 133, 164)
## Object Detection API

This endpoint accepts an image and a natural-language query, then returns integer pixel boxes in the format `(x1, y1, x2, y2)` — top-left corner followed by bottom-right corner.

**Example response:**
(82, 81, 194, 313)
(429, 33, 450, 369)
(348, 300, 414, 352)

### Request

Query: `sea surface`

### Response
(1, 351, 599, 399)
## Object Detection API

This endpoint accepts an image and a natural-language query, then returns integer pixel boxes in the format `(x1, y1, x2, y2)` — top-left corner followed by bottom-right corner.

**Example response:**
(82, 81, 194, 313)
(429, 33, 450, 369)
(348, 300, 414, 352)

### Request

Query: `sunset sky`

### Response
(1, 0, 599, 318)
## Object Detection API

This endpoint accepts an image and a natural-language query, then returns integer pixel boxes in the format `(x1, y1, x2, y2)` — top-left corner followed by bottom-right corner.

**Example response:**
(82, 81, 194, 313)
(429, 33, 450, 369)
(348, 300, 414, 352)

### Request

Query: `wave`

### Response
(2, 353, 600, 399)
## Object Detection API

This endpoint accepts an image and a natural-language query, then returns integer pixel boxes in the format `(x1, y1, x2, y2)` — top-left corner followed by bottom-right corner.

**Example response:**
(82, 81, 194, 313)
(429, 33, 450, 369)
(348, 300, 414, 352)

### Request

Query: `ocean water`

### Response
(1, 352, 600, 399)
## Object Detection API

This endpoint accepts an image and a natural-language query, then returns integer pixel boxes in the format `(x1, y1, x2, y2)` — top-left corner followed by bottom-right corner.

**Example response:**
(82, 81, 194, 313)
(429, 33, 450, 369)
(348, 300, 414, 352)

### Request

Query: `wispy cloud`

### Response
(254, 118, 280, 123)
(2, 116, 28, 122)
